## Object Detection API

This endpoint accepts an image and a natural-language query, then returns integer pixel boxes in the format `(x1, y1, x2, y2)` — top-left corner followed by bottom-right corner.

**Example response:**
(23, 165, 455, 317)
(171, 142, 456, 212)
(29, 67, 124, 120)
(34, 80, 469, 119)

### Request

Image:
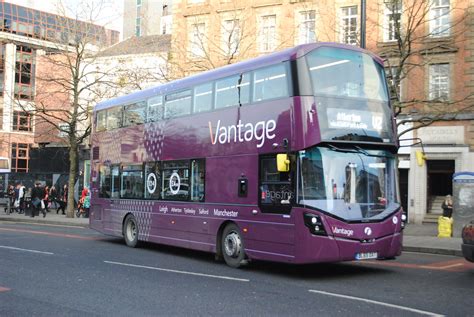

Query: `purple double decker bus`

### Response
(90, 43, 404, 267)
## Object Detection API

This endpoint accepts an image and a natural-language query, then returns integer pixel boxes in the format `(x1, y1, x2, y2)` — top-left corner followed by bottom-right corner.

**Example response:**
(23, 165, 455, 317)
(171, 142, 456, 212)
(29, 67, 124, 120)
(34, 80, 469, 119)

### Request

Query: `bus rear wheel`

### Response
(124, 214, 139, 248)
(221, 223, 246, 268)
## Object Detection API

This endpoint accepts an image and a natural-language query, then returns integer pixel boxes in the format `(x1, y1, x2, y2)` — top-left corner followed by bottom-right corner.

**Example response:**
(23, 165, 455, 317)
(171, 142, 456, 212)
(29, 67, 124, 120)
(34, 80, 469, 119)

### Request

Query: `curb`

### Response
(402, 246, 463, 257)
(0, 216, 88, 228)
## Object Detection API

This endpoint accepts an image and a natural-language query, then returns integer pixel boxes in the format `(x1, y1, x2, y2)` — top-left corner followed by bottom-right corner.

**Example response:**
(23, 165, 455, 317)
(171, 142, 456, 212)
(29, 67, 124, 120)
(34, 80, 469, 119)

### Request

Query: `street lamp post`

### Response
(360, 0, 366, 49)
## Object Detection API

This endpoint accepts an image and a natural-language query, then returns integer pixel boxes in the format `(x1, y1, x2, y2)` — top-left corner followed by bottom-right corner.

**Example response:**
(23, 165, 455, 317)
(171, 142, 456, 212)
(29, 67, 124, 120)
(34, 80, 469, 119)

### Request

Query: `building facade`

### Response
(0, 1, 119, 191)
(123, 0, 172, 38)
(168, 0, 474, 223)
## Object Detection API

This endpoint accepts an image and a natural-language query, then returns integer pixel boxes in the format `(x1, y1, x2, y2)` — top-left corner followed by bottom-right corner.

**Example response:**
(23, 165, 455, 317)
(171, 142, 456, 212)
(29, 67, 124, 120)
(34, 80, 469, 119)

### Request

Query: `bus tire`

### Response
(123, 214, 139, 248)
(221, 223, 246, 268)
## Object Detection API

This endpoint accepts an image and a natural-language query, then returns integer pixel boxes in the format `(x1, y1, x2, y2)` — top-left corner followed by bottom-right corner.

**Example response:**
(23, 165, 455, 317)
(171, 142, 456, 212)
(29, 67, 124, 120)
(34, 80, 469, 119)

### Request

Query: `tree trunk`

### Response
(66, 143, 78, 218)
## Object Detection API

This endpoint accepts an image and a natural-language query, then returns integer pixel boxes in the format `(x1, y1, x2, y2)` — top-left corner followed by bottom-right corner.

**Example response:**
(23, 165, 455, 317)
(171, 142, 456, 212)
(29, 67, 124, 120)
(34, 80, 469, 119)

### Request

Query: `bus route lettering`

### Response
(184, 208, 196, 215)
(213, 208, 238, 217)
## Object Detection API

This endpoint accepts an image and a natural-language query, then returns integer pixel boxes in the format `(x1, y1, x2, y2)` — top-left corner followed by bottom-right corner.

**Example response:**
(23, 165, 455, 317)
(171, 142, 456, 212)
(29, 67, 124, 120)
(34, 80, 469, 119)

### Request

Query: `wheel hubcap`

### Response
(224, 231, 242, 258)
(127, 221, 136, 241)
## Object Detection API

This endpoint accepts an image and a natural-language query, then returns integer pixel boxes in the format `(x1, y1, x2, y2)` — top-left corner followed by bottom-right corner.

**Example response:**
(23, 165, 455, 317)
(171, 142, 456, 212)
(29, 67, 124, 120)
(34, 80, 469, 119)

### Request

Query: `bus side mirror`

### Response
(277, 154, 290, 172)
(415, 150, 426, 167)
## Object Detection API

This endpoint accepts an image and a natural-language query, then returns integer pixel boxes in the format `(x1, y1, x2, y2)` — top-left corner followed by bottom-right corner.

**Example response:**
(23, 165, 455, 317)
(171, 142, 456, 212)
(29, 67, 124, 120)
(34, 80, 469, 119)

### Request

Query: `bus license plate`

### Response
(355, 252, 378, 260)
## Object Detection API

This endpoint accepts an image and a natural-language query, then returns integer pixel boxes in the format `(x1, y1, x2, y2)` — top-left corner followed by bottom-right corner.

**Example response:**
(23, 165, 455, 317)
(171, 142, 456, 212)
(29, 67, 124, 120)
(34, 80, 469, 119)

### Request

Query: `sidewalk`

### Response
(402, 222, 462, 257)
(0, 209, 89, 227)
(0, 210, 463, 257)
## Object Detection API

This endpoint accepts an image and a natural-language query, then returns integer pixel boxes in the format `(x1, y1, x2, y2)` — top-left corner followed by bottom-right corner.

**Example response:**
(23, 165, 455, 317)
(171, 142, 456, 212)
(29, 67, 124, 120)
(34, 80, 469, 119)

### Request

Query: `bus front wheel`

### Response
(123, 214, 139, 248)
(221, 223, 246, 268)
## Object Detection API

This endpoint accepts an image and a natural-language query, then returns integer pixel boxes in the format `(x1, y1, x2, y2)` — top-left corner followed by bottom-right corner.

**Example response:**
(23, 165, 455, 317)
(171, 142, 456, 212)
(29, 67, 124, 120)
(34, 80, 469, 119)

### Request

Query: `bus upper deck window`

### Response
(96, 111, 107, 131)
(147, 95, 163, 122)
(253, 64, 288, 102)
(194, 83, 213, 113)
(123, 101, 146, 126)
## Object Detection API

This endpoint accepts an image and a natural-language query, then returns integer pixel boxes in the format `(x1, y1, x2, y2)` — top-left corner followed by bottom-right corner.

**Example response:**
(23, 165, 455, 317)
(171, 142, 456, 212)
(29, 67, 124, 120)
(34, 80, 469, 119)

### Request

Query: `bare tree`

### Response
(168, 5, 257, 80)
(11, 1, 150, 217)
(369, 0, 471, 137)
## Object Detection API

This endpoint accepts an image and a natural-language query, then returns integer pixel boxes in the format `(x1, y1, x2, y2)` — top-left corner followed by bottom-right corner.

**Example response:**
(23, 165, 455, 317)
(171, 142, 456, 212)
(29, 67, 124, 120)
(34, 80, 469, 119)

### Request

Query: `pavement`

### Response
(0, 208, 463, 257)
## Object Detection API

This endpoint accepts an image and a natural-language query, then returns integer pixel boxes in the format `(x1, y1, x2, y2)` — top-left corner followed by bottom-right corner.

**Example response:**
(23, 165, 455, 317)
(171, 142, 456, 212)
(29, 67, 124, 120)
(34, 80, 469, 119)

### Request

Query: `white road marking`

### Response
(308, 289, 443, 316)
(104, 260, 250, 282)
(0, 245, 54, 255)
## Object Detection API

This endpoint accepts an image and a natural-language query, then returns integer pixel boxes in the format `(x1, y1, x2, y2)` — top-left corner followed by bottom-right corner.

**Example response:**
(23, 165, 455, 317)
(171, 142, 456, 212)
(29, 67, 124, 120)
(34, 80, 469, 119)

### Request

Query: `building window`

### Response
(161, 15, 172, 35)
(387, 66, 402, 101)
(260, 15, 277, 53)
(12, 111, 32, 132)
(383, 1, 401, 42)
(221, 19, 240, 57)
(340, 6, 358, 45)
(135, 17, 141, 36)
(430, 0, 450, 37)
(58, 123, 70, 137)
(15, 46, 34, 100)
(429, 63, 449, 101)
(189, 23, 206, 58)
(298, 10, 316, 44)
(11, 143, 30, 173)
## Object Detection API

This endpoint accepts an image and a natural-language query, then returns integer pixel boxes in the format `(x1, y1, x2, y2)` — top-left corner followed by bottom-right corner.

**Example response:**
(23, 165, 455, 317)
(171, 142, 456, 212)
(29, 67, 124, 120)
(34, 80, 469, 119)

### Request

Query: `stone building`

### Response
(168, 0, 473, 223)
(123, 0, 172, 38)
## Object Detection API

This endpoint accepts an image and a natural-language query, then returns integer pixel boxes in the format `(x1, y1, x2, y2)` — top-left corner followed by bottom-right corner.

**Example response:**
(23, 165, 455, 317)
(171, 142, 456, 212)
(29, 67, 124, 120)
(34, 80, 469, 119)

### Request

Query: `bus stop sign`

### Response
(453, 172, 474, 237)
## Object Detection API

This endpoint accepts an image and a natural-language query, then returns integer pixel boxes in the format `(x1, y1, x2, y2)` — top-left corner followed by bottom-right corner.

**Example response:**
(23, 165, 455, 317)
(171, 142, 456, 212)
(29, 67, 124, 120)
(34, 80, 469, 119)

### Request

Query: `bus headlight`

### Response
(304, 213, 327, 236)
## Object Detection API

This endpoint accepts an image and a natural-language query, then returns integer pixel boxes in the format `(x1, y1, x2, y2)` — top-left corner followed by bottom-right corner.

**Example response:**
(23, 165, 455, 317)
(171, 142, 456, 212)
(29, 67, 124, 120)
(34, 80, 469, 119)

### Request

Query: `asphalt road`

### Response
(0, 221, 472, 317)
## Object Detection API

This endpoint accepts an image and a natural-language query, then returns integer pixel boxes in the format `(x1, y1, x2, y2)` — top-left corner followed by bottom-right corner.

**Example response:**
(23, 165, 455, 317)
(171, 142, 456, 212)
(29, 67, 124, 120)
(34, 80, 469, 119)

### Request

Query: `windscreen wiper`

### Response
(332, 133, 383, 143)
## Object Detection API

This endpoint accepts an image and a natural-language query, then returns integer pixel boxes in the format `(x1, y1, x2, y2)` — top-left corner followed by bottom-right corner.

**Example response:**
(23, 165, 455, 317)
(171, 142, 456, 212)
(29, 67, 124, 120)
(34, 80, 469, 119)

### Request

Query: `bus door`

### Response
(251, 154, 296, 257)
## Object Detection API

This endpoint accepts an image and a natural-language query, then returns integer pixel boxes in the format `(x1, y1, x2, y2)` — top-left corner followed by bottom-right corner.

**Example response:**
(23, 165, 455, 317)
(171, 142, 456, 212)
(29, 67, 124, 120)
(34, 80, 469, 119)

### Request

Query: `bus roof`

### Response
(94, 42, 382, 112)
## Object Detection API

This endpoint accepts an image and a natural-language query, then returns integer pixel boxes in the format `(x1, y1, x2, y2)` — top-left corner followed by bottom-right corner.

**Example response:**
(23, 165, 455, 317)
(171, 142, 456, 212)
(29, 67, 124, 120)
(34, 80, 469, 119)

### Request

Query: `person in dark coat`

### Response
(31, 182, 46, 218)
(441, 195, 453, 218)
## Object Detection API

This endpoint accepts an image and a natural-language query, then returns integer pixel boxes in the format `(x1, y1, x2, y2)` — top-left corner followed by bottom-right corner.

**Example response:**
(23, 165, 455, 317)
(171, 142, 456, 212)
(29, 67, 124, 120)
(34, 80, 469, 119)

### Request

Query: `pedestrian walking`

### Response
(49, 186, 59, 212)
(31, 182, 46, 218)
(14, 183, 26, 214)
(77, 186, 90, 218)
(56, 184, 68, 215)
(6, 184, 15, 214)
(43, 185, 50, 213)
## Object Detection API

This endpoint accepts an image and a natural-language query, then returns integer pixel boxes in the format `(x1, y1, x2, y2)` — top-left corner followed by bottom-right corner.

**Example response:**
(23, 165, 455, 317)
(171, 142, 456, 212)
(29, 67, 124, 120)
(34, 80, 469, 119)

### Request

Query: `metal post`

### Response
(360, 0, 366, 49)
